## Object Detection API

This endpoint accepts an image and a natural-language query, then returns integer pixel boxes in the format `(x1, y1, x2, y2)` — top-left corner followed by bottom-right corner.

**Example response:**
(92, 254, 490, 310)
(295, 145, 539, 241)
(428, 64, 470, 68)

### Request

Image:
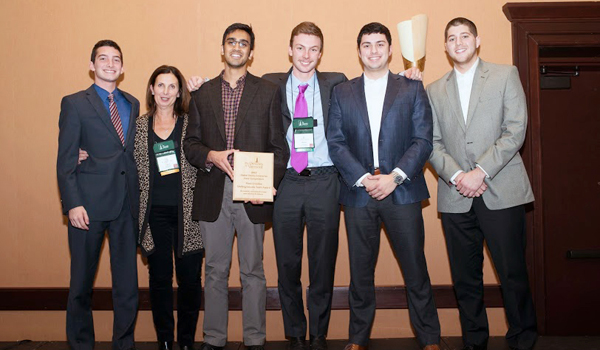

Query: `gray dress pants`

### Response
(199, 177, 266, 347)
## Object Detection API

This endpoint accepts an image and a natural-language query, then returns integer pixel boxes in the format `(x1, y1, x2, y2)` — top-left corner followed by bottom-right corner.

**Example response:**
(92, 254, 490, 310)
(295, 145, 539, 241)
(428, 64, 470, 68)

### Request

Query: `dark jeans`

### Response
(147, 205, 203, 347)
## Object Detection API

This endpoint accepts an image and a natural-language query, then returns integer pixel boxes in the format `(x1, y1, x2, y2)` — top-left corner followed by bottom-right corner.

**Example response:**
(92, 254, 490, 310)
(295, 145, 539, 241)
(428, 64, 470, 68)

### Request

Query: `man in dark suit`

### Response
(427, 18, 536, 350)
(327, 23, 440, 350)
(183, 23, 288, 350)
(57, 40, 140, 350)
(262, 22, 347, 350)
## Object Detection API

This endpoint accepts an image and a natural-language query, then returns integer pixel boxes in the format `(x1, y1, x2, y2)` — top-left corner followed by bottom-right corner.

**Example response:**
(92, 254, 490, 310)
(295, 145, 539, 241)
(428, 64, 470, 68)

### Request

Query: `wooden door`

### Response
(539, 61, 600, 335)
(504, 3, 600, 335)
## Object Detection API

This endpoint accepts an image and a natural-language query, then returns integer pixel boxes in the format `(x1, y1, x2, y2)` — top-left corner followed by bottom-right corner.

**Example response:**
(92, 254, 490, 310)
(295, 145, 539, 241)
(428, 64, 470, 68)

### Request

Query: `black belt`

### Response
(286, 166, 338, 177)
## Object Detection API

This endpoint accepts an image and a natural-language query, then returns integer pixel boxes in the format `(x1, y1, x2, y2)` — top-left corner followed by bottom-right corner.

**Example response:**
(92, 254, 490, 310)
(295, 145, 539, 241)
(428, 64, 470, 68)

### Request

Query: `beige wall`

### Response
(0, 0, 568, 342)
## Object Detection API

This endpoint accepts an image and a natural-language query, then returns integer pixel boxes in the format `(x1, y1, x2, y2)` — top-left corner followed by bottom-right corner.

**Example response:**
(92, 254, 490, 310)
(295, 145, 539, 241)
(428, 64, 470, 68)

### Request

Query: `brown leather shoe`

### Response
(343, 344, 367, 350)
(423, 345, 440, 350)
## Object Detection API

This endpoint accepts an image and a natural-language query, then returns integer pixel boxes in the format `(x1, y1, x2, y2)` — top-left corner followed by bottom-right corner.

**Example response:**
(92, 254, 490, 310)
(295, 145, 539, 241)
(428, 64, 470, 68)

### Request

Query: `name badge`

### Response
(153, 140, 180, 176)
(293, 118, 315, 152)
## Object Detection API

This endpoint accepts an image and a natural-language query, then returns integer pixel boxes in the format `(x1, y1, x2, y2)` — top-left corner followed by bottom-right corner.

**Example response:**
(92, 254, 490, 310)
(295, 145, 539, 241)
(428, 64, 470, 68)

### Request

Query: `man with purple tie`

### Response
(262, 22, 347, 350)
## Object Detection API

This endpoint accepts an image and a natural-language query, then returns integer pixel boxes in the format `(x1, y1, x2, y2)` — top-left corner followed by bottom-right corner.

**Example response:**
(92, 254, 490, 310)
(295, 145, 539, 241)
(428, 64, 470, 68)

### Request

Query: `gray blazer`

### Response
(427, 59, 534, 213)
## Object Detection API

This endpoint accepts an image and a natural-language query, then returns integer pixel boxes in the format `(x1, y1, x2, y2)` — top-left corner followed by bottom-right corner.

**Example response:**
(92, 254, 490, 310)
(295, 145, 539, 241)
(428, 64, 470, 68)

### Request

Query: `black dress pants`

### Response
(344, 197, 440, 348)
(441, 197, 537, 350)
(67, 196, 138, 350)
(272, 170, 340, 338)
(147, 205, 203, 347)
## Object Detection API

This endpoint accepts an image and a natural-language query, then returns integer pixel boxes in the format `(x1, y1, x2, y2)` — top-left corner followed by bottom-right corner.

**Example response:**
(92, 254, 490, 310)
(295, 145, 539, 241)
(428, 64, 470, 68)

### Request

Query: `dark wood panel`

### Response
(504, 1, 600, 336)
(0, 285, 503, 311)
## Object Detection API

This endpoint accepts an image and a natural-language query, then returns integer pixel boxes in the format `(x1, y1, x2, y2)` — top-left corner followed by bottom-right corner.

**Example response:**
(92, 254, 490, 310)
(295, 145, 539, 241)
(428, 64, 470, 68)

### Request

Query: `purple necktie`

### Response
(108, 93, 125, 145)
(291, 84, 309, 173)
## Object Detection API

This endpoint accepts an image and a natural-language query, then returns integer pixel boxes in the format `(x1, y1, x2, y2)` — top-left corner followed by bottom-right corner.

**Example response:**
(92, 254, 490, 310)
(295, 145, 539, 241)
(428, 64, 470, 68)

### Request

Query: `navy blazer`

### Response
(57, 85, 140, 221)
(327, 72, 432, 207)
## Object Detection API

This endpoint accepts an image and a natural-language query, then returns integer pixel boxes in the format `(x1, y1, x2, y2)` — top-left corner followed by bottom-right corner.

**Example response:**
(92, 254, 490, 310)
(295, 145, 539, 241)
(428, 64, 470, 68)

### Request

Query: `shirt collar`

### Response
(290, 71, 318, 91)
(93, 84, 120, 101)
(454, 57, 480, 78)
(220, 70, 247, 88)
(363, 71, 389, 86)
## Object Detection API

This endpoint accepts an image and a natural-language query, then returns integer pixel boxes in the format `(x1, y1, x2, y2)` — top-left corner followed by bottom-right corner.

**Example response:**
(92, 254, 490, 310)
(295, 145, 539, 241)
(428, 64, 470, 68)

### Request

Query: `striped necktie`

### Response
(108, 93, 125, 145)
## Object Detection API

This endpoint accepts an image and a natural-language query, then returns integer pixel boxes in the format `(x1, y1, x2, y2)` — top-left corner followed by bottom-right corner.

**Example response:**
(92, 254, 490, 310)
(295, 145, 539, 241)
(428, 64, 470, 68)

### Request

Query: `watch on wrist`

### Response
(393, 172, 405, 185)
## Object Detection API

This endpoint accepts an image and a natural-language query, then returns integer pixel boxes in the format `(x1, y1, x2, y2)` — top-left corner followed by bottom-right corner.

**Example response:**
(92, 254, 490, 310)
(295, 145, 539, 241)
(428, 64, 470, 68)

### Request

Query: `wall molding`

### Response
(0, 285, 503, 311)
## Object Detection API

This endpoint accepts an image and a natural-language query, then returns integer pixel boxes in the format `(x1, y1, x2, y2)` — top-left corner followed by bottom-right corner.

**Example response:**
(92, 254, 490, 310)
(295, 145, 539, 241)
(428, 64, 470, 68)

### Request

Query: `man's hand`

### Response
(78, 149, 89, 165)
(455, 168, 487, 198)
(207, 149, 238, 179)
(187, 76, 205, 92)
(246, 188, 277, 205)
(69, 206, 90, 230)
(365, 174, 397, 201)
(403, 67, 423, 81)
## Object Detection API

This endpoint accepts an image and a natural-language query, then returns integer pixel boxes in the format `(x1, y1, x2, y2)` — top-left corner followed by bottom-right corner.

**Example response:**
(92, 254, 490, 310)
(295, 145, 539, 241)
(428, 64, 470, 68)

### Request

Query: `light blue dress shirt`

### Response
(285, 73, 333, 169)
(93, 84, 132, 138)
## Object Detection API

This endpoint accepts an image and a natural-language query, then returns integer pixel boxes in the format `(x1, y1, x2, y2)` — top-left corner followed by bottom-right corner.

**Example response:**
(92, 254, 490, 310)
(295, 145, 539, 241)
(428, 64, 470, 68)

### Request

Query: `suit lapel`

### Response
(280, 68, 292, 121)
(466, 60, 489, 129)
(350, 75, 371, 134)
(445, 71, 467, 132)
(208, 77, 226, 143)
(317, 70, 331, 128)
(235, 73, 259, 135)
(121, 90, 138, 145)
(85, 85, 123, 145)
(381, 72, 400, 123)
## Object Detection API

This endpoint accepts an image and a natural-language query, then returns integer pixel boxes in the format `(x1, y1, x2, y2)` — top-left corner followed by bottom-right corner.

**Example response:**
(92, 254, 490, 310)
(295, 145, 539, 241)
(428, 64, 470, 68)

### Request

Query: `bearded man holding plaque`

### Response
(183, 23, 288, 350)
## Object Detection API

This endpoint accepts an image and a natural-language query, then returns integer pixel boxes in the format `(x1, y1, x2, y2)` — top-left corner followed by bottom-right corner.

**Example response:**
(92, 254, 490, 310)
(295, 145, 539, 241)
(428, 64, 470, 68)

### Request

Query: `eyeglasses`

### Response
(225, 39, 250, 48)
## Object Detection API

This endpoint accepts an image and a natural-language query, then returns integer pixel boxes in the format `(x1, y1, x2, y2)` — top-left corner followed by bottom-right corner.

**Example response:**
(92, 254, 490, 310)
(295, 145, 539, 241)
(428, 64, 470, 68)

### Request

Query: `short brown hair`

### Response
(444, 17, 478, 42)
(289, 22, 324, 51)
(145, 65, 190, 118)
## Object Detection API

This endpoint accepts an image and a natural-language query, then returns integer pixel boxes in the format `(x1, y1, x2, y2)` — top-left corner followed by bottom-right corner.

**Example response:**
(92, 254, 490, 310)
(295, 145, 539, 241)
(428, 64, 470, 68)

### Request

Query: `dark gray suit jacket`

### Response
(327, 72, 433, 208)
(262, 68, 348, 136)
(184, 73, 289, 223)
(57, 85, 140, 221)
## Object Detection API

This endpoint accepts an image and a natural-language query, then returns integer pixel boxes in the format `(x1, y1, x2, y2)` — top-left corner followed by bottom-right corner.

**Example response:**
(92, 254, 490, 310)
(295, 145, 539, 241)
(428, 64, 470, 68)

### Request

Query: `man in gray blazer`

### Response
(427, 18, 536, 350)
(57, 40, 140, 350)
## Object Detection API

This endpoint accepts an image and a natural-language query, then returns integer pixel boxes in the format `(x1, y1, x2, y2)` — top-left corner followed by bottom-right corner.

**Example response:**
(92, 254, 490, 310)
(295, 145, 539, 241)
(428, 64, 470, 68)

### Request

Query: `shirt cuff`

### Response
(476, 164, 490, 178)
(450, 170, 464, 185)
(355, 173, 370, 187)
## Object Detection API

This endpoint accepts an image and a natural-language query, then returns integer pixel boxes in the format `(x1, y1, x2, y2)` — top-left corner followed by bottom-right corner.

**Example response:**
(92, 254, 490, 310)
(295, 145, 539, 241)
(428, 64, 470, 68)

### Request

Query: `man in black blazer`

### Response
(327, 23, 440, 350)
(184, 23, 288, 350)
(262, 22, 347, 350)
(57, 40, 140, 350)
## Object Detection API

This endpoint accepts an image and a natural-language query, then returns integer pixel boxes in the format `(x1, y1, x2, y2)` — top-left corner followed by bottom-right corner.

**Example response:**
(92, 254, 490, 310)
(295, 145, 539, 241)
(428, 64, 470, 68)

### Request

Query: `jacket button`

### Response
(121, 171, 125, 175)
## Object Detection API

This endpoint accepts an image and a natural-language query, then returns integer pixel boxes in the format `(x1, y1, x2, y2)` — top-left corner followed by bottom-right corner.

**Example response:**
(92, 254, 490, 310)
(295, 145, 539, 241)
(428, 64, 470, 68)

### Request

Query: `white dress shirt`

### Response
(450, 58, 490, 184)
(355, 72, 407, 186)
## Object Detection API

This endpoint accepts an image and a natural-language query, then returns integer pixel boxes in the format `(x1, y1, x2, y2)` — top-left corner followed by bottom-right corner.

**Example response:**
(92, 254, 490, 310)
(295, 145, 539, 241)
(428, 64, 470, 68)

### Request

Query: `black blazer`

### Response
(183, 73, 289, 223)
(262, 68, 348, 135)
(57, 85, 140, 221)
